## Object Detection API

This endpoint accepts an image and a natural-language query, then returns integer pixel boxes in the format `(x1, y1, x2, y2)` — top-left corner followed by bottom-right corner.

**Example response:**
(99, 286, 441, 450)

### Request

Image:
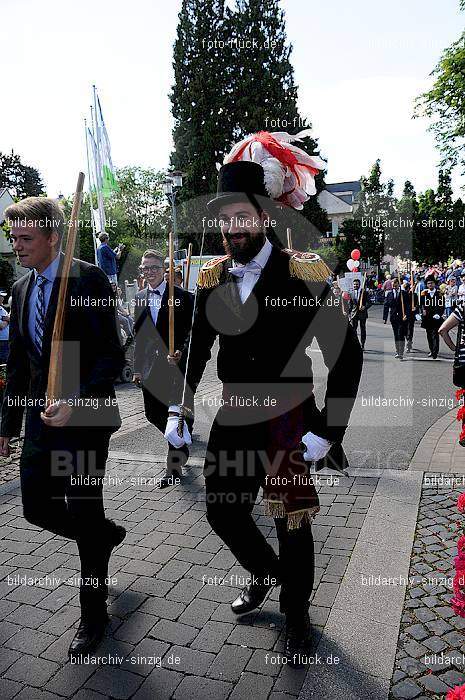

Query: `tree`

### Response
(169, 0, 329, 252)
(339, 159, 396, 270)
(113, 167, 169, 240)
(226, 0, 329, 248)
(415, 3, 465, 177)
(0, 150, 45, 198)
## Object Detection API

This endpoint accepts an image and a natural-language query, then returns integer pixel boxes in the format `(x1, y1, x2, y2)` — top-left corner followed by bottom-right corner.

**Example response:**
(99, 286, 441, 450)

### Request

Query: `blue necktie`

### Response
(35, 275, 47, 354)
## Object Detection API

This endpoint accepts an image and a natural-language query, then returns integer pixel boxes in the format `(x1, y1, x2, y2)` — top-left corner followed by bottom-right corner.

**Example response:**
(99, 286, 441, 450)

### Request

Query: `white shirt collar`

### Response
(148, 280, 166, 295)
(233, 237, 273, 270)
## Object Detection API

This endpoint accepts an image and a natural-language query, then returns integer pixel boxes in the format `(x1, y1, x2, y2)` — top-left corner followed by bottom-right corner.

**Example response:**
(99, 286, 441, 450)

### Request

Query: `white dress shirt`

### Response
(147, 280, 166, 325)
(231, 237, 273, 303)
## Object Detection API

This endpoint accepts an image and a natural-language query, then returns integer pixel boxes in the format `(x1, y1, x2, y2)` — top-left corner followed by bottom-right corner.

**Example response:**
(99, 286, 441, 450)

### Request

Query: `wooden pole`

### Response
(286, 228, 292, 250)
(168, 231, 175, 356)
(46, 172, 85, 405)
(398, 272, 407, 321)
(184, 243, 192, 290)
(337, 275, 347, 316)
(359, 271, 367, 310)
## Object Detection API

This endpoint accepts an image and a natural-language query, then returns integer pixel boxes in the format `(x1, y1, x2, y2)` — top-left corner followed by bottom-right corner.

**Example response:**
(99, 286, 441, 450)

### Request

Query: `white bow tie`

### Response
(230, 260, 262, 279)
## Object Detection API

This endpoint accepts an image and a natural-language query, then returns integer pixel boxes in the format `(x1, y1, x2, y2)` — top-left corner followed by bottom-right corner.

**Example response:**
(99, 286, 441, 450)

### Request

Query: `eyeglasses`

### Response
(139, 265, 163, 274)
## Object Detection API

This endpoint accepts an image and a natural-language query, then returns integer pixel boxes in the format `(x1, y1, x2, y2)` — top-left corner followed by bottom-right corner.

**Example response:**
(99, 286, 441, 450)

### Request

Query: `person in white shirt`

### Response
(0, 291, 10, 363)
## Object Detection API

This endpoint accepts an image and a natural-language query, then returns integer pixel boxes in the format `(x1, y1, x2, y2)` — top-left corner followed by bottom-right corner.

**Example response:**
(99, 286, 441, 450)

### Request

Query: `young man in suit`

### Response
(383, 278, 411, 360)
(0, 197, 126, 658)
(420, 276, 445, 359)
(165, 153, 362, 666)
(132, 250, 194, 488)
(348, 277, 370, 350)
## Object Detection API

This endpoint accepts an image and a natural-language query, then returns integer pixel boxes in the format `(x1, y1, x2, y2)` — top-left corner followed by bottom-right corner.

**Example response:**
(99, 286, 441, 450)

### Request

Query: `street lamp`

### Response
(163, 171, 184, 251)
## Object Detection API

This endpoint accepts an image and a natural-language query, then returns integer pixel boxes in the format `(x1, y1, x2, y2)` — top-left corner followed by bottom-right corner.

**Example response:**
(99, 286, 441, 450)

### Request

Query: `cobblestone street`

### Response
(389, 475, 465, 699)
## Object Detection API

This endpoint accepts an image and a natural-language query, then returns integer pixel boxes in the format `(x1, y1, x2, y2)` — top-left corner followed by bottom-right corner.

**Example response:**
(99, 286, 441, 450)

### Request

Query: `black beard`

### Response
(222, 231, 266, 264)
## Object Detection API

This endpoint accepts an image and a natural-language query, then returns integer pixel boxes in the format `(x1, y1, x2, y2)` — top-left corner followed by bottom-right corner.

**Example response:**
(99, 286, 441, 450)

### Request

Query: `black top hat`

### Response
(207, 161, 270, 212)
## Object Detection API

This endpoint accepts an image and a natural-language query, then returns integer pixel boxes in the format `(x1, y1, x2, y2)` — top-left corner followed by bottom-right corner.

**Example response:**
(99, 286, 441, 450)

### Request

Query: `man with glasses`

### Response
(133, 250, 194, 487)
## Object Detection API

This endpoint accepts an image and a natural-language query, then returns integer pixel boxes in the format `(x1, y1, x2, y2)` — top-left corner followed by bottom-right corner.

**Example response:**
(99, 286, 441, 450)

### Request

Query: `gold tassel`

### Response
(289, 255, 332, 282)
(263, 500, 320, 530)
(197, 256, 229, 289)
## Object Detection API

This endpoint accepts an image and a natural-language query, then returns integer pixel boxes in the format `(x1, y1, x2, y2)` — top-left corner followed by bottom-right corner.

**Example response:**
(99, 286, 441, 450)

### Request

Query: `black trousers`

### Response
(391, 320, 408, 356)
(407, 315, 415, 344)
(142, 388, 192, 472)
(204, 411, 315, 615)
(426, 328, 440, 357)
(351, 316, 367, 347)
(20, 430, 116, 610)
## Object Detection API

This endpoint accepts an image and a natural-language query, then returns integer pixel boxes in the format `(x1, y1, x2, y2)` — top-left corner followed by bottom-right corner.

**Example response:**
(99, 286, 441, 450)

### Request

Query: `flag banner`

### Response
(97, 97, 119, 197)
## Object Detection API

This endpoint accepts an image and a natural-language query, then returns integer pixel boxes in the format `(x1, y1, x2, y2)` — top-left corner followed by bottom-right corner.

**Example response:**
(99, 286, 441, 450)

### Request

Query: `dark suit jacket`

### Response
(133, 285, 194, 406)
(383, 290, 411, 324)
(348, 288, 371, 321)
(420, 289, 444, 329)
(0, 255, 125, 442)
(177, 244, 363, 445)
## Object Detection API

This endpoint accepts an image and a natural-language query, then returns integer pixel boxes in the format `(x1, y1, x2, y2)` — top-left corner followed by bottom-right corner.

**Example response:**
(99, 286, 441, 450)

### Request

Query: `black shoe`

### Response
(394, 352, 399, 358)
(406, 343, 412, 352)
(428, 352, 433, 357)
(158, 469, 183, 489)
(68, 614, 109, 658)
(284, 611, 312, 667)
(231, 582, 271, 615)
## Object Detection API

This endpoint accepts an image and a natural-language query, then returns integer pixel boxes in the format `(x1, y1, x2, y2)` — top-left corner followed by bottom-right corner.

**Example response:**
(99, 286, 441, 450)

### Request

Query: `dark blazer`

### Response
(420, 289, 445, 329)
(348, 288, 371, 321)
(133, 285, 194, 405)
(383, 289, 411, 324)
(177, 244, 363, 445)
(0, 255, 125, 442)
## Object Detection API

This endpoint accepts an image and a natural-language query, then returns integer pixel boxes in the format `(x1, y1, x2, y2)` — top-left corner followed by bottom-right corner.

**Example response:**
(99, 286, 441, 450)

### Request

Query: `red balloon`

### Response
(351, 249, 361, 261)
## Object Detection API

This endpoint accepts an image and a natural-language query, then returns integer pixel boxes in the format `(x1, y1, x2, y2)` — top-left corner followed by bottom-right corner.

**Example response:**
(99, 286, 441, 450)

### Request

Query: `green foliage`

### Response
(339, 159, 396, 267)
(415, 26, 465, 177)
(339, 162, 465, 269)
(0, 150, 45, 198)
(0, 255, 15, 295)
(169, 0, 328, 252)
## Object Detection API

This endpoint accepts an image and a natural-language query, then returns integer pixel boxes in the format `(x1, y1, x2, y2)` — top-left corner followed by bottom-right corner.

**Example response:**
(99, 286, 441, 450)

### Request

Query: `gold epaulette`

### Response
(284, 249, 332, 282)
(197, 255, 230, 289)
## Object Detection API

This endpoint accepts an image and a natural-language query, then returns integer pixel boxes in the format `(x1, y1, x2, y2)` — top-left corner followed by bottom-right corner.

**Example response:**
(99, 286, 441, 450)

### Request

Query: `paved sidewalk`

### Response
(0, 455, 379, 699)
(410, 408, 465, 473)
(388, 473, 465, 699)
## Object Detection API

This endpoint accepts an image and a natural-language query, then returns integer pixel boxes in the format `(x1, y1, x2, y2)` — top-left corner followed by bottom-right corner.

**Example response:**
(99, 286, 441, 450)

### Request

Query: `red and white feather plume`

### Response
(224, 129, 326, 210)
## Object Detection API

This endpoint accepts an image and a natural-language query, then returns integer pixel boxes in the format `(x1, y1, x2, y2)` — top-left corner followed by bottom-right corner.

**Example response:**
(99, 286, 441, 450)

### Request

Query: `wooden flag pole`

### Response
(337, 275, 347, 316)
(168, 231, 175, 356)
(286, 228, 292, 250)
(46, 172, 85, 405)
(398, 272, 407, 321)
(184, 243, 192, 290)
(359, 271, 367, 310)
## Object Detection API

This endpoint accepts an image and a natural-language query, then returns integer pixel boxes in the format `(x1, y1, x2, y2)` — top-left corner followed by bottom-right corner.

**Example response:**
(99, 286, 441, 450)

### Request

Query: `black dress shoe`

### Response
(231, 582, 271, 615)
(68, 614, 109, 658)
(158, 469, 183, 489)
(285, 611, 312, 667)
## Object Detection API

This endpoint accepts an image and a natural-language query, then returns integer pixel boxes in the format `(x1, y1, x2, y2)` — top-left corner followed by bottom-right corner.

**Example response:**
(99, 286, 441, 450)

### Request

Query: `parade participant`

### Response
(405, 280, 417, 353)
(96, 232, 125, 284)
(458, 272, 465, 303)
(383, 277, 411, 360)
(348, 277, 370, 350)
(132, 250, 193, 488)
(444, 276, 459, 318)
(420, 275, 445, 359)
(165, 131, 362, 666)
(0, 291, 10, 363)
(0, 197, 126, 658)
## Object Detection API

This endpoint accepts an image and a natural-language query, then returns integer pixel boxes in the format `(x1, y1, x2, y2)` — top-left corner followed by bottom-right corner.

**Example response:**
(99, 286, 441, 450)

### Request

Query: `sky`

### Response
(2, 0, 463, 200)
